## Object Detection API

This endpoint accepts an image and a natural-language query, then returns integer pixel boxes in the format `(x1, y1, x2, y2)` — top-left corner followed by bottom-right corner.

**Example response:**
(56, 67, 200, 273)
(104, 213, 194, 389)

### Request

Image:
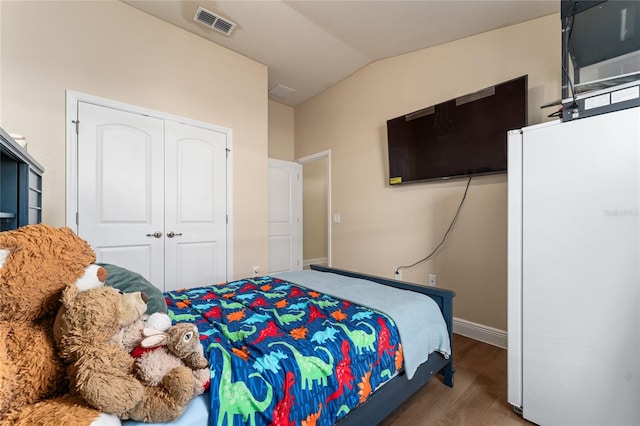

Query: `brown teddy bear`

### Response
(55, 282, 197, 423)
(0, 224, 113, 426)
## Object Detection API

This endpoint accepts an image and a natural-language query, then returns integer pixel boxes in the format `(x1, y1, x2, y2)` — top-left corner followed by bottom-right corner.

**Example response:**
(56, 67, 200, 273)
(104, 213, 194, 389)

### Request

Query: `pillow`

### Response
(98, 263, 167, 314)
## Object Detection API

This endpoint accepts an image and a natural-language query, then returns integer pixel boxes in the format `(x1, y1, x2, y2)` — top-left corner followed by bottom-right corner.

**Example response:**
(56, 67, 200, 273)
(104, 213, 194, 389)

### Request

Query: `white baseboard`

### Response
(453, 317, 507, 349)
(303, 257, 328, 269)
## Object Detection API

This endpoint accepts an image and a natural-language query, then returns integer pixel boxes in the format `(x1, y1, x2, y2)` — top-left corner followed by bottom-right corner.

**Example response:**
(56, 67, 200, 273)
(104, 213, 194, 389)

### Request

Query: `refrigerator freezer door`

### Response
(519, 109, 640, 425)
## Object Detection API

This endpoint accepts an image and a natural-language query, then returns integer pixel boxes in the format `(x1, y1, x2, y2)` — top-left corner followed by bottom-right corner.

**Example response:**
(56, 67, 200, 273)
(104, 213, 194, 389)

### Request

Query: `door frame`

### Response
(296, 150, 331, 267)
(65, 90, 234, 277)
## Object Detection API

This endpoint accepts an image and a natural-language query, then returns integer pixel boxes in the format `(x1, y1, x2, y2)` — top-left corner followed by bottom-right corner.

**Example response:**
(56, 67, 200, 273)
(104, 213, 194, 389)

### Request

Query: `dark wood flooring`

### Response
(379, 334, 533, 426)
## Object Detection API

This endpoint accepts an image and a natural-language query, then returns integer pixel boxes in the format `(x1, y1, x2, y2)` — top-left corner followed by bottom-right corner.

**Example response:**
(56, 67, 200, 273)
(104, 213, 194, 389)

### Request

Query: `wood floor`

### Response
(379, 334, 533, 426)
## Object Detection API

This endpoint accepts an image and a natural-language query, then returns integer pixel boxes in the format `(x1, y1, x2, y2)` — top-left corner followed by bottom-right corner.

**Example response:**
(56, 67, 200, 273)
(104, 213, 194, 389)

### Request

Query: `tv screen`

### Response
(387, 75, 527, 185)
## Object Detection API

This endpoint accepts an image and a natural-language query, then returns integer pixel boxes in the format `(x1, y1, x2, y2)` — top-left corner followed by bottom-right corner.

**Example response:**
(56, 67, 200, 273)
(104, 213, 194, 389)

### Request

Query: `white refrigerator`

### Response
(507, 107, 640, 425)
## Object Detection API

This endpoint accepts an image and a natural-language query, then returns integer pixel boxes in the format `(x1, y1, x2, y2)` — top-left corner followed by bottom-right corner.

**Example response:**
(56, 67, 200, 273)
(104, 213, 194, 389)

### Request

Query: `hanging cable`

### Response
(395, 176, 472, 275)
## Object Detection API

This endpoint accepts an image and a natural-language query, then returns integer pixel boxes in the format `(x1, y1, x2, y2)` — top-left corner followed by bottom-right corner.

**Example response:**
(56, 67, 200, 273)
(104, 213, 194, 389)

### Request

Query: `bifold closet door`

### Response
(77, 102, 228, 291)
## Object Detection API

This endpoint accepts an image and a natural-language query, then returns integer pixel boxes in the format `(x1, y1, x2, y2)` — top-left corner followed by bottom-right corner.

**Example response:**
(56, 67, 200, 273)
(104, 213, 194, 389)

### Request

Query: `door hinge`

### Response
(226, 214, 228, 224)
(75, 212, 79, 225)
(225, 148, 230, 158)
(72, 120, 79, 134)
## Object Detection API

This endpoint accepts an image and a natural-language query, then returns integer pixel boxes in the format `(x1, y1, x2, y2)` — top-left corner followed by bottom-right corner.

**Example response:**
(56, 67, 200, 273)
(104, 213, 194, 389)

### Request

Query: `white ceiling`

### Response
(122, 0, 560, 107)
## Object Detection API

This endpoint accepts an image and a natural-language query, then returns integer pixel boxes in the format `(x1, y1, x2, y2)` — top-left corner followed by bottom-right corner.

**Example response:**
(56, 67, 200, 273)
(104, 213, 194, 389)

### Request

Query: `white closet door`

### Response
(164, 121, 228, 291)
(77, 102, 165, 286)
(268, 158, 302, 273)
(76, 101, 229, 292)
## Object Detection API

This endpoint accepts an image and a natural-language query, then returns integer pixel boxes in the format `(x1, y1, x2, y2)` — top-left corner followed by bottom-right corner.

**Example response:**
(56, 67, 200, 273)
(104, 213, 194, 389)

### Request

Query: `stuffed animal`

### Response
(55, 283, 197, 422)
(109, 311, 171, 356)
(133, 319, 210, 395)
(111, 312, 209, 396)
(0, 224, 116, 426)
(110, 315, 148, 354)
(141, 323, 208, 370)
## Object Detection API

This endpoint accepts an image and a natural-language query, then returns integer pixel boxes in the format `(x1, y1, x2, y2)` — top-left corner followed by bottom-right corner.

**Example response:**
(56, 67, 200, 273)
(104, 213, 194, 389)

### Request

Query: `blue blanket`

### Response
(123, 271, 450, 426)
(275, 270, 451, 379)
(168, 276, 402, 425)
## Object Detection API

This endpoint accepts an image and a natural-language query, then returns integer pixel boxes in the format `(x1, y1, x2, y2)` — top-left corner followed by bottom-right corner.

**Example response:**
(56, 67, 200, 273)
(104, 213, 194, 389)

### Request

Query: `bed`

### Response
(123, 265, 455, 426)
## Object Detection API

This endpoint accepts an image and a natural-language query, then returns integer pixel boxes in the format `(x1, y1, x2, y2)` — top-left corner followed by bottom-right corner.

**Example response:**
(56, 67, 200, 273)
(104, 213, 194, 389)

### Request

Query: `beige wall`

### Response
(268, 100, 294, 161)
(0, 0, 268, 280)
(294, 14, 561, 331)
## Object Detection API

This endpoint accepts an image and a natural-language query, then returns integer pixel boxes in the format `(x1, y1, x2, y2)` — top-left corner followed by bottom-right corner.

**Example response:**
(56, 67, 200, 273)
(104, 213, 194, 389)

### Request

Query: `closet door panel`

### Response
(77, 102, 165, 286)
(164, 120, 227, 291)
(177, 138, 215, 222)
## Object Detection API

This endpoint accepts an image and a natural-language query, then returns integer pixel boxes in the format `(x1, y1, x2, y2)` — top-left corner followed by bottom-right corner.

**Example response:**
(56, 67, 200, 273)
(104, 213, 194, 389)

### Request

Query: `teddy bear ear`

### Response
(75, 264, 107, 292)
(61, 283, 80, 308)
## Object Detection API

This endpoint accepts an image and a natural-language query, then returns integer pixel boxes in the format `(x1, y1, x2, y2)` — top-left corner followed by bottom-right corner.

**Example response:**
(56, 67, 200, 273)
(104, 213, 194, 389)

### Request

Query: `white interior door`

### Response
(268, 158, 302, 273)
(164, 120, 228, 291)
(77, 101, 165, 286)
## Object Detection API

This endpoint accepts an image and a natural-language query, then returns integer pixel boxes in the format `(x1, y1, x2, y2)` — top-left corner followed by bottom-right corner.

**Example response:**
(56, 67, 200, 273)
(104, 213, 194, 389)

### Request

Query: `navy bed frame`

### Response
(309, 265, 455, 425)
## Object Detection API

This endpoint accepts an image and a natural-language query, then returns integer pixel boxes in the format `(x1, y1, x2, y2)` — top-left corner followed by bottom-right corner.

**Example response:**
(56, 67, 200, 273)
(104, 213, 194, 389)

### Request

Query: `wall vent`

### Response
(193, 6, 237, 36)
(269, 84, 296, 99)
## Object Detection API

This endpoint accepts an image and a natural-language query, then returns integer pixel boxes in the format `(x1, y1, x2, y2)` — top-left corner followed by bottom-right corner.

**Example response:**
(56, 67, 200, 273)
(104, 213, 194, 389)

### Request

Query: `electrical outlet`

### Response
(252, 266, 260, 277)
(429, 274, 437, 287)
(394, 270, 402, 281)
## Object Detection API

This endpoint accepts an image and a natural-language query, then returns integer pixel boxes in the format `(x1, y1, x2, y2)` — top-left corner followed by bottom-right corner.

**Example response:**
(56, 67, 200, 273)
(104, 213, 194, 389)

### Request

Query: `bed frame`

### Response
(123, 265, 455, 426)
(309, 265, 455, 425)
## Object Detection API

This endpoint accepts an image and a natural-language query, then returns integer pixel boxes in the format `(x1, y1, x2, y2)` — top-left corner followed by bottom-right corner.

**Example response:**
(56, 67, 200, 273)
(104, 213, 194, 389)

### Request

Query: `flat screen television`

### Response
(386, 75, 528, 185)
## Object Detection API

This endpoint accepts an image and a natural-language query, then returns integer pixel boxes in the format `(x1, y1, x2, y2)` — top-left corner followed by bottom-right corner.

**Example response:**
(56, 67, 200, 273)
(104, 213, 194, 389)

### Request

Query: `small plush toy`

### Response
(110, 312, 172, 354)
(133, 320, 210, 395)
(55, 283, 197, 422)
(0, 224, 114, 426)
(110, 315, 148, 354)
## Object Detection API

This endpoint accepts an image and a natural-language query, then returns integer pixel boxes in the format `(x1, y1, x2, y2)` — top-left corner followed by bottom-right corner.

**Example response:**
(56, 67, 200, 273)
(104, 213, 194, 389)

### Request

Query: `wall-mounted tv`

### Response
(387, 75, 527, 185)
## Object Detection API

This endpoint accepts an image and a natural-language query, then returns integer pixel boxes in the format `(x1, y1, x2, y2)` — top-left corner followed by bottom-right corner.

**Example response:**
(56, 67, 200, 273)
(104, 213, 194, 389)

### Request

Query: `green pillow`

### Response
(98, 263, 167, 314)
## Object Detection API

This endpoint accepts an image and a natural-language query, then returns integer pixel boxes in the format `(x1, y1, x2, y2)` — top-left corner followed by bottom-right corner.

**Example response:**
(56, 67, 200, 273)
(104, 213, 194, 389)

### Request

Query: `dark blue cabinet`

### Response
(0, 128, 43, 230)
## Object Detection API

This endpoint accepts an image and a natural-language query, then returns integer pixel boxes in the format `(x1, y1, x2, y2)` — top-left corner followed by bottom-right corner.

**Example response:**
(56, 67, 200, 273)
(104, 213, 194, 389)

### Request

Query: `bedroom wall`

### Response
(294, 14, 561, 333)
(268, 100, 294, 161)
(0, 0, 268, 281)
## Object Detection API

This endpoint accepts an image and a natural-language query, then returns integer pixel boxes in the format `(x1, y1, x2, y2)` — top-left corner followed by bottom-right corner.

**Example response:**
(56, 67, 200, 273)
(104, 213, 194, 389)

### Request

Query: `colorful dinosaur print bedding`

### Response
(164, 275, 404, 426)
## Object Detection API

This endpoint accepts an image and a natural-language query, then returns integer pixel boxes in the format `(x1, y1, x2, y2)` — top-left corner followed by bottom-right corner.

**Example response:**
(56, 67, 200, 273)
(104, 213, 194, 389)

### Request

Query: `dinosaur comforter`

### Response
(164, 275, 403, 426)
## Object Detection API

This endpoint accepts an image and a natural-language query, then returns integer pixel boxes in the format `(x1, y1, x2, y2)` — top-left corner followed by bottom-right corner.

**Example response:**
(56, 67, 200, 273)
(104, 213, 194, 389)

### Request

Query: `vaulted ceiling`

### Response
(123, 1, 560, 107)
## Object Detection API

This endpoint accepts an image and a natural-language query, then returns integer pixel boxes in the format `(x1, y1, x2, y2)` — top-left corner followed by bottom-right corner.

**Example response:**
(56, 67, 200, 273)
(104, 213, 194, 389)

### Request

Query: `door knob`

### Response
(167, 231, 183, 238)
(145, 231, 163, 238)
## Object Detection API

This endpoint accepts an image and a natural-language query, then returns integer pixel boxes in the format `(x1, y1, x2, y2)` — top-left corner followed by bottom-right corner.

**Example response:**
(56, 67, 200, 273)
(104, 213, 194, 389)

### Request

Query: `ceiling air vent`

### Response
(269, 84, 296, 99)
(193, 6, 237, 36)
